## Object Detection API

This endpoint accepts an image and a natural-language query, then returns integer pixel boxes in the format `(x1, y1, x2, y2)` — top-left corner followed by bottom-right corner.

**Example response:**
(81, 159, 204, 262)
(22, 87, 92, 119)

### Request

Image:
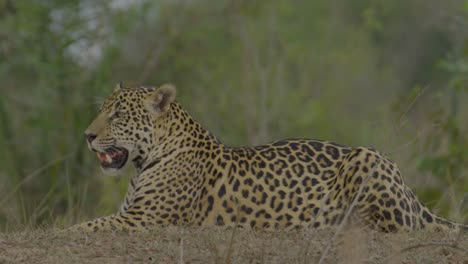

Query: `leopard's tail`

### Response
(432, 214, 468, 232)
(414, 199, 467, 232)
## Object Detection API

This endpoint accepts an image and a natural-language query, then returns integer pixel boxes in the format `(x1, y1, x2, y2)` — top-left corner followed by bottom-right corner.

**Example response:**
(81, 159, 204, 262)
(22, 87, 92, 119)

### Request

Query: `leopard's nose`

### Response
(85, 133, 97, 144)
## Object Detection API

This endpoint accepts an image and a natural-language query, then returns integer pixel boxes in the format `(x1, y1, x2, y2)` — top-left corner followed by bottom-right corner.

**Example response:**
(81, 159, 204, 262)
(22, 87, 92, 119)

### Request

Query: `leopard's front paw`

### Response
(66, 222, 95, 232)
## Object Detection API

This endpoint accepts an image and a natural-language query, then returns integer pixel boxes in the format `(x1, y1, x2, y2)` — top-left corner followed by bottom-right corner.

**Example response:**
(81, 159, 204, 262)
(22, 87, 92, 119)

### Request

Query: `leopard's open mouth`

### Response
(96, 147, 129, 169)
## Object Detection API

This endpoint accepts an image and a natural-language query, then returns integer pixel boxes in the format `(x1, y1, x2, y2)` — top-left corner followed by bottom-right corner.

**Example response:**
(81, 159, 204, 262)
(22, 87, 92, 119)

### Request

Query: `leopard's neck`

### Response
(134, 102, 222, 173)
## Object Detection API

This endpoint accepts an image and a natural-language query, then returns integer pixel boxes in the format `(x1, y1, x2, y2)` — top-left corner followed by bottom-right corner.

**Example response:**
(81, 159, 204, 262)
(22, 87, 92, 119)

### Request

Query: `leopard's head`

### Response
(85, 83, 176, 175)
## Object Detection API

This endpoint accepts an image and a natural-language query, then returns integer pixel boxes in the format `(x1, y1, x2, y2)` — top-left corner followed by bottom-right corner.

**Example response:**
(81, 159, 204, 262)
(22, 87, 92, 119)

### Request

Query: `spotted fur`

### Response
(72, 84, 467, 232)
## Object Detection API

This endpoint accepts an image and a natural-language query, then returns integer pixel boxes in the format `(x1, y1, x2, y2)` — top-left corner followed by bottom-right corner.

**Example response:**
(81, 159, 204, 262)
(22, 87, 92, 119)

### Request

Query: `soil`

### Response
(0, 226, 467, 264)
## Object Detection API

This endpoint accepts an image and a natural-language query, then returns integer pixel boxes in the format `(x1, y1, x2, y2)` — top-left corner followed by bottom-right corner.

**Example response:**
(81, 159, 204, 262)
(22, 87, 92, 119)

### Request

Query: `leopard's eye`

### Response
(110, 111, 124, 120)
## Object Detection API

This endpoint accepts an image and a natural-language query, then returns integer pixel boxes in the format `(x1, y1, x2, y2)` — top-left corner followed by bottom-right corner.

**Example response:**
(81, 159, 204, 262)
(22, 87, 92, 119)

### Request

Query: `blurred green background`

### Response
(0, 0, 467, 231)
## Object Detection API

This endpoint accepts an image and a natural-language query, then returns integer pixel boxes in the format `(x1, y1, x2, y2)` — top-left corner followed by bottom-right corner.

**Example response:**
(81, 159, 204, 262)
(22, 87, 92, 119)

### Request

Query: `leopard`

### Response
(72, 83, 467, 232)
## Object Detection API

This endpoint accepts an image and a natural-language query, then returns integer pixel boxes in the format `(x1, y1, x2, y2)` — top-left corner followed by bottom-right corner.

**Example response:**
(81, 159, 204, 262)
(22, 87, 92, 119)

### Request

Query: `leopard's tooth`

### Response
(106, 153, 112, 163)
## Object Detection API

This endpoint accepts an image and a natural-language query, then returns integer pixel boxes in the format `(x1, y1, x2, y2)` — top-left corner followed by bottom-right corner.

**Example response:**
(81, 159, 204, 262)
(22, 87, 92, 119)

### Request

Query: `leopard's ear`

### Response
(114, 81, 124, 91)
(145, 84, 176, 115)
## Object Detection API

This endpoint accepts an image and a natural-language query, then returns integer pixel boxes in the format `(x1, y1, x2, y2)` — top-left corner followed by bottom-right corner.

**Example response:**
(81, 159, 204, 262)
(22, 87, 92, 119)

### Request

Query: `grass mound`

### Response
(0, 226, 466, 263)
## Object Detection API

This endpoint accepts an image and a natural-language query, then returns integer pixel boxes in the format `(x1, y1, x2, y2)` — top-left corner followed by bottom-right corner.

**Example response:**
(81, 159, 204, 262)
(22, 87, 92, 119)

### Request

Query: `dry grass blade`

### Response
(0, 152, 75, 208)
(224, 196, 241, 264)
(179, 227, 184, 264)
(224, 224, 238, 264)
(318, 158, 381, 264)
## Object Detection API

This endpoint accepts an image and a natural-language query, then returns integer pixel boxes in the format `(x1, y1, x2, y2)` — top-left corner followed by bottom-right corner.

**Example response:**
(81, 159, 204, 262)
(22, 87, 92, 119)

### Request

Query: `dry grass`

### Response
(0, 226, 466, 264)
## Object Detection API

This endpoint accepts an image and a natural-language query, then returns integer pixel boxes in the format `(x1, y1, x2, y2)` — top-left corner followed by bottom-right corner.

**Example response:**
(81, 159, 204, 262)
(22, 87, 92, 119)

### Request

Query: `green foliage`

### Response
(416, 48, 468, 218)
(0, 0, 466, 230)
